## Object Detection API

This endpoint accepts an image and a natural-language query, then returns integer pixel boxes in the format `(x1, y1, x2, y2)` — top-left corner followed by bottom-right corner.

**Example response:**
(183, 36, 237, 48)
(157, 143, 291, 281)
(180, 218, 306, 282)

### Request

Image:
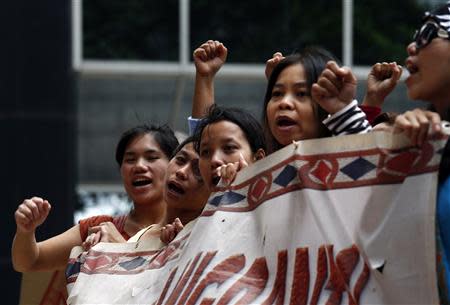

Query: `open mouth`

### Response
(132, 178, 152, 187)
(276, 116, 296, 127)
(168, 181, 185, 195)
(405, 60, 418, 75)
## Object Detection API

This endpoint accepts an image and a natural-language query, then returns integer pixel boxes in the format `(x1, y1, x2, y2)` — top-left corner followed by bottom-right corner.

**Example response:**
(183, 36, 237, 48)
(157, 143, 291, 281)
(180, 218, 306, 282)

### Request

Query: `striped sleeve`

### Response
(322, 100, 372, 135)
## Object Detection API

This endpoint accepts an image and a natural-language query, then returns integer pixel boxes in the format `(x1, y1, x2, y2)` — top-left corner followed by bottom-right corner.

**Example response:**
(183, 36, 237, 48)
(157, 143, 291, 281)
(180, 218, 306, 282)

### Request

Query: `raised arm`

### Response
(12, 197, 83, 272)
(191, 40, 227, 118)
(362, 62, 402, 109)
(312, 61, 371, 135)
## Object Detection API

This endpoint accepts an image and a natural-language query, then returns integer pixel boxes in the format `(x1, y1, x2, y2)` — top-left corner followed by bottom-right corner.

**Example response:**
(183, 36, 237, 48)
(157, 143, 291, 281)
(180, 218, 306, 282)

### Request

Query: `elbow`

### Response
(11, 256, 35, 273)
(12, 262, 29, 273)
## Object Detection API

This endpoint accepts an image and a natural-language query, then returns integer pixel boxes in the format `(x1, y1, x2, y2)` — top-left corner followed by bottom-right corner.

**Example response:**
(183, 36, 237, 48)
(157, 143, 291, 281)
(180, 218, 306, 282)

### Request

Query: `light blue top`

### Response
(188, 116, 201, 136)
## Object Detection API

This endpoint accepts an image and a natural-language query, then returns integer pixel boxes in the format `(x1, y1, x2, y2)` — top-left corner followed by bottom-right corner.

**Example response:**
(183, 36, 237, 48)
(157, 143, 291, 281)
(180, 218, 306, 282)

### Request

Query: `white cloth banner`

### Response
(66, 131, 448, 305)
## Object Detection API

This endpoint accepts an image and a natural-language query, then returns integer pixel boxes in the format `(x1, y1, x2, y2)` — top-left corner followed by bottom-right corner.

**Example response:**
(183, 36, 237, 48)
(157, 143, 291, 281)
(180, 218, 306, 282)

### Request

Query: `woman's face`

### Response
(198, 120, 254, 191)
(266, 63, 322, 146)
(405, 34, 450, 105)
(164, 143, 210, 211)
(120, 133, 169, 206)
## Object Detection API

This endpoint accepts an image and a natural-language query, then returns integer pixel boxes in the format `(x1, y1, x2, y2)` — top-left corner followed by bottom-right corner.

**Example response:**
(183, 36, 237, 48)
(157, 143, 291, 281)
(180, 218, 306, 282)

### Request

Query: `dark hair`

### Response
(171, 136, 195, 159)
(193, 105, 266, 155)
(262, 46, 338, 152)
(115, 124, 179, 166)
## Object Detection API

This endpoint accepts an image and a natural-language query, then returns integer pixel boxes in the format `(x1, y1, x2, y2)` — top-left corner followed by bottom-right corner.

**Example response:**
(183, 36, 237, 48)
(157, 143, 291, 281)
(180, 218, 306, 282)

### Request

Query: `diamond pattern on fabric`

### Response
(273, 165, 297, 187)
(340, 157, 376, 180)
(66, 262, 81, 278)
(119, 257, 147, 270)
(209, 191, 246, 207)
(310, 160, 332, 185)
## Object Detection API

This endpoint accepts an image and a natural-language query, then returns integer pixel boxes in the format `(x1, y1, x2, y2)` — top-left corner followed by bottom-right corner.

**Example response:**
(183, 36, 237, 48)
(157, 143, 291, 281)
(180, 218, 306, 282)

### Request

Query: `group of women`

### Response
(11, 1, 450, 303)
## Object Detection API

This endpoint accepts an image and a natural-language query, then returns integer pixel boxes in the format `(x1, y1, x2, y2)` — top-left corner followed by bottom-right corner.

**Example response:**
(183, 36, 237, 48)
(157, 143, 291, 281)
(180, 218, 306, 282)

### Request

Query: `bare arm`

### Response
(191, 40, 227, 118)
(12, 197, 83, 272)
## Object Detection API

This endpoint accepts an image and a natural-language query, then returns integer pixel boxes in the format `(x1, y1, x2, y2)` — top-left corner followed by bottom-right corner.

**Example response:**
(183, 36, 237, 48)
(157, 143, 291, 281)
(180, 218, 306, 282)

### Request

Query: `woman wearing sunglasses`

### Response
(405, 8, 450, 119)
(392, 2, 450, 302)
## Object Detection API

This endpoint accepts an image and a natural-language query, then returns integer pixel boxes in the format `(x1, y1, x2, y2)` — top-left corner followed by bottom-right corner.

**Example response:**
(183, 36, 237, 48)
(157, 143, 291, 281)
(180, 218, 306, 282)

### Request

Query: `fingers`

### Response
(89, 222, 126, 243)
(311, 83, 329, 100)
(168, 226, 176, 242)
(372, 62, 392, 79)
(394, 109, 442, 146)
(206, 40, 216, 59)
(273, 51, 283, 58)
(160, 226, 169, 244)
(372, 62, 402, 82)
(173, 218, 184, 232)
(332, 64, 357, 85)
(238, 152, 249, 170)
(87, 225, 102, 235)
(316, 68, 340, 97)
(82, 232, 101, 251)
(15, 197, 51, 232)
(315, 61, 356, 99)
(92, 231, 101, 244)
(265, 51, 284, 79)
(395, 111, 420, 145)
(88, 222, 113, 234)
(26, 197, 43, 220)
(217, 163, 238, 186)
(193, 47, 207, 61)
(389, 62, 403, 82)
(215, 153, 251, 187)
(428, 111, 442, 133)
(225, 164, 237, 183)
(14, 204, 33, 230)
(323, 61, 356, 86)
(215, 40, 228, 62)
(194, 40, 226, 62)
(160, 224, 177, 244)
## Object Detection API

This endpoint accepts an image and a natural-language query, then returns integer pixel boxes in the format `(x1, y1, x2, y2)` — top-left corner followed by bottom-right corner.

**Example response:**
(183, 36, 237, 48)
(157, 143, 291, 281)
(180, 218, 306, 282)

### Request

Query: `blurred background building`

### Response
(3, 0, 446, 303)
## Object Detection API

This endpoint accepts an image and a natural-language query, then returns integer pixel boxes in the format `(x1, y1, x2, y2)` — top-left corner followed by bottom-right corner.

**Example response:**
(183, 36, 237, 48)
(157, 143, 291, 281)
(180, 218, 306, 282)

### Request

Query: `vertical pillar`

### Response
(0, 1, 75, 304)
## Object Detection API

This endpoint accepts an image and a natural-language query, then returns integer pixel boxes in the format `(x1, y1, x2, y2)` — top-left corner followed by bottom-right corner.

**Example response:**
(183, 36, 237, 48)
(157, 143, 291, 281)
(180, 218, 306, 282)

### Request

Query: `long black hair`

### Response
(262, 46, 338, 152)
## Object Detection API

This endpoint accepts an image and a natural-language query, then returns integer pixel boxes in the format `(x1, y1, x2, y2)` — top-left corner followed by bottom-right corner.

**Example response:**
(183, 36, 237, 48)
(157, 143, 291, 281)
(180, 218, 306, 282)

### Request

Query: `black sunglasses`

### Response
(413, 20, 449, 49)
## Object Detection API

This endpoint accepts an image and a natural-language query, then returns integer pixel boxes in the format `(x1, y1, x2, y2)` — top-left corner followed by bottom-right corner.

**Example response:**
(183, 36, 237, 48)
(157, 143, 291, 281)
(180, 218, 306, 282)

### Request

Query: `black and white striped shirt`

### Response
(323, 100, 372, 135)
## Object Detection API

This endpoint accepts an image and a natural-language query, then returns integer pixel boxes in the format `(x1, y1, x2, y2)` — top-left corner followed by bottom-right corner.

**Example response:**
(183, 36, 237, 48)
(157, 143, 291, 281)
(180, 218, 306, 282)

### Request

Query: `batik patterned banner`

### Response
(66, 130, 448, 305)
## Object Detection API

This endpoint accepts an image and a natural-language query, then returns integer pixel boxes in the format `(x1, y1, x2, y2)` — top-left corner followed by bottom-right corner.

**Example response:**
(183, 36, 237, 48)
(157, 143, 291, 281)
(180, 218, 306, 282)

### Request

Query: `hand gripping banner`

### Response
(66, 129, 449, 305)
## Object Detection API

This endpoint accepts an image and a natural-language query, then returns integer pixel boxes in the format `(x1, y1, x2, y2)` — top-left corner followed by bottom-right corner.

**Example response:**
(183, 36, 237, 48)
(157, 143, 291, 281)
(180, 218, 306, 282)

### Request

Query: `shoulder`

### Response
(78, 215, 114, 240)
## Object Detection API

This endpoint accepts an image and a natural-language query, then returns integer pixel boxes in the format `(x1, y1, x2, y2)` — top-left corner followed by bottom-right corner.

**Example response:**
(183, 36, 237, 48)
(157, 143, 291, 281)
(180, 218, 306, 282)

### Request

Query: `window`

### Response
(74, 0, 447, 76)
(82, 0, 178, 61)
(190, 0, 342, 63)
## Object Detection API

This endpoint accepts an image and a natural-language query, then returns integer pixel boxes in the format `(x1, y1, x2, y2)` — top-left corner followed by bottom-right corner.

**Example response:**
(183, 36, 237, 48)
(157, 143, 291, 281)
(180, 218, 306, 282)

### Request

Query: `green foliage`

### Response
(353, 0, 427, 64)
